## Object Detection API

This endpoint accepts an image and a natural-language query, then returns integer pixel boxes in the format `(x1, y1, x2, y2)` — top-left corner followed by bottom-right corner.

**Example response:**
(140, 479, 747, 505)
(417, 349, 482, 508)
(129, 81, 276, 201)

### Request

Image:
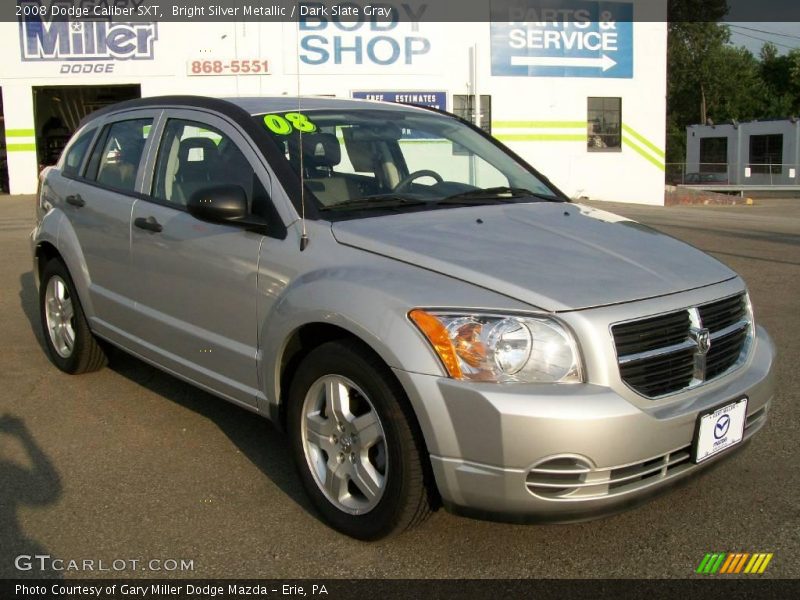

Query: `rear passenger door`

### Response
(62, 112, 156, 329)
(127, 111, 274, 407)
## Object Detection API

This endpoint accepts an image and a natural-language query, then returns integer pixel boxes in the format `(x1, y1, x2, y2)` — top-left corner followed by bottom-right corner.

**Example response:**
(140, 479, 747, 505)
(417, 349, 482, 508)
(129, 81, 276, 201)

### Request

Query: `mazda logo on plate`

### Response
(714, 414, 731, 439)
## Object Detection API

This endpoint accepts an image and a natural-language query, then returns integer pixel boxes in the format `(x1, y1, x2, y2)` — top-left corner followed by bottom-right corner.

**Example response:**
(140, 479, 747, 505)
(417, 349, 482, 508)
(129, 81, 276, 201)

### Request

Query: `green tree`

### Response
(666, 0, 731, 163)
(705, 45, 762, 121)
(666, 22, 731, 163)
(667, 0, 728, 22)
(758, 43, 800, 117)
(789, 50, 800, 115)
(666, 0, 800, 164)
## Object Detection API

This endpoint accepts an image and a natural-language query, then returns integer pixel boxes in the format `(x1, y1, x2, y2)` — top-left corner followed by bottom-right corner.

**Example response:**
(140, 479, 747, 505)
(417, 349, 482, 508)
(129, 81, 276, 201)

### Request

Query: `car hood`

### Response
(330, 202, 737, 312)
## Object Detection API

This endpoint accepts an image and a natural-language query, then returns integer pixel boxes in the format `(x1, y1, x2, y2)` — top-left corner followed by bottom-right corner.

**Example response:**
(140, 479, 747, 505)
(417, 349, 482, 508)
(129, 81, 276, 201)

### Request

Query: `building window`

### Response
(699, 137, 728, 173)
(749, 134, 783, 174)
(587, 97, 621, 151)
(453, 95, 491, 134)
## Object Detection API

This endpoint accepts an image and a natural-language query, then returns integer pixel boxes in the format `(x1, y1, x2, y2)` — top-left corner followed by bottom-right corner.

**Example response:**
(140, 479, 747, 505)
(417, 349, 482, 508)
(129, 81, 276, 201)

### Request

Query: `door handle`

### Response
(65, 194, 85, 207)
(134, 216, 163, 233)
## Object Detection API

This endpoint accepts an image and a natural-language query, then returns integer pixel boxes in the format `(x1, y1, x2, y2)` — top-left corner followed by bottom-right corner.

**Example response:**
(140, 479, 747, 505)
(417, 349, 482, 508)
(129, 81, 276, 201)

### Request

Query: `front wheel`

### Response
(287, 340, 431, 539)
(39, 258, 107, 374)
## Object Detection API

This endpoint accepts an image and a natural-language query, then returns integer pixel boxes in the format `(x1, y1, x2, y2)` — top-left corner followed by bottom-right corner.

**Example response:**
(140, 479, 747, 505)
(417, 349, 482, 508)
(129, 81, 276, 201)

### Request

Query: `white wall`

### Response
(1, 14, 667, 201)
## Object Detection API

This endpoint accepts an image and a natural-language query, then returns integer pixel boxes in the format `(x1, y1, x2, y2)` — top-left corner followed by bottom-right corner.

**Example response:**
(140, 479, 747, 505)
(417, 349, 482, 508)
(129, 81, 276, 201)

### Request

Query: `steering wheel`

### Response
(393, 169, 443, 193)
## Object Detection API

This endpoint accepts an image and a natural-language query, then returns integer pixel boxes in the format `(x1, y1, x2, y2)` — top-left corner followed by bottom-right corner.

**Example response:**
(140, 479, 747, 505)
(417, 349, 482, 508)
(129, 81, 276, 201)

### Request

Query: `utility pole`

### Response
(700, 82, 707, 125)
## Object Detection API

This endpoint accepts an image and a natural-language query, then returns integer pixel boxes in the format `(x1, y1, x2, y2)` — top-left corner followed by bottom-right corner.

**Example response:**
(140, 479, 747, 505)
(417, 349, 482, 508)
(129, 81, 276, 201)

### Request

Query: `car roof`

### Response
(80, 94, 431, 127)
(224, 96, 429, 115)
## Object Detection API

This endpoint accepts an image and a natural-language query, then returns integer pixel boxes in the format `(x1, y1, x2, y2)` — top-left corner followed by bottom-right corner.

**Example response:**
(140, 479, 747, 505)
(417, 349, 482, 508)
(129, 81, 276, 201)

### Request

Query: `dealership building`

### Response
(0, 2, 667, 202)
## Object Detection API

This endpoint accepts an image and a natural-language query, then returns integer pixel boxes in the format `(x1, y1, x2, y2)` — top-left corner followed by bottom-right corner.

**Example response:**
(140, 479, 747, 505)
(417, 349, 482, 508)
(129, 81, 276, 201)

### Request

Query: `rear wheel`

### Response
(287, 340, 431, 539)
(39, 259, 107, 374)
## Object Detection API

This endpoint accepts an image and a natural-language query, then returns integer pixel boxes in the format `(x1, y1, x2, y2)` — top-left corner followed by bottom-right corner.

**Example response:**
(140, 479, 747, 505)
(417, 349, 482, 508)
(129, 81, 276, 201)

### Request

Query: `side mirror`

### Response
(187, 184, 248, 223)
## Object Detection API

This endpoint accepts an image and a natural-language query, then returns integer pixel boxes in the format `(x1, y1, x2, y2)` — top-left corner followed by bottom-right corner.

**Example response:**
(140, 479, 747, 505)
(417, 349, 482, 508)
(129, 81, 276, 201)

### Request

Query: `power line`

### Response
(727, 24, 800, 41)
(728, 28, 799, 51)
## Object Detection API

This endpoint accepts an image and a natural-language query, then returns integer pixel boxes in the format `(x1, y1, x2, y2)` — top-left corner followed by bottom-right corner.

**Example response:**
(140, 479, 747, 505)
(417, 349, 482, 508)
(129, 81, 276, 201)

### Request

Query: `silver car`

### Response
(31, 96, 775, 539)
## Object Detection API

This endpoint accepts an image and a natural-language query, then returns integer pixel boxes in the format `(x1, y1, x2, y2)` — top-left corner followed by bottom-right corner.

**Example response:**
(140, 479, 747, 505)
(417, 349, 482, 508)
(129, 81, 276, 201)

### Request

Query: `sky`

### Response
(726, 22, 800, 55)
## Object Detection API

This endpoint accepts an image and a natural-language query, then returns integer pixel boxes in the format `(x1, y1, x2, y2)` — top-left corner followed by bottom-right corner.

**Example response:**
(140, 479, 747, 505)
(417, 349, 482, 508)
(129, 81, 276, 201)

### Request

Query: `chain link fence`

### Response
(666, 163, 800, 186)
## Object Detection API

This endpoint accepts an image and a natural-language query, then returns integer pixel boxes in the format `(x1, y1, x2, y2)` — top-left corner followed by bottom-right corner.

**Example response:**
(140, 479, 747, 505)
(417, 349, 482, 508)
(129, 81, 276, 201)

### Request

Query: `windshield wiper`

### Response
(318, 195, 428, 212)
(437, 186, 559, 205)
(319, 187, 560, 213)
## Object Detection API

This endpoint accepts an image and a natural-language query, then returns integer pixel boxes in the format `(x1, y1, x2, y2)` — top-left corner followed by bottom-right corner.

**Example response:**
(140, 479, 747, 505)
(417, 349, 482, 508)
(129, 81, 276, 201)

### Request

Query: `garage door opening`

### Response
(0, 90, 8, 194)
(33, 85, 141, 169)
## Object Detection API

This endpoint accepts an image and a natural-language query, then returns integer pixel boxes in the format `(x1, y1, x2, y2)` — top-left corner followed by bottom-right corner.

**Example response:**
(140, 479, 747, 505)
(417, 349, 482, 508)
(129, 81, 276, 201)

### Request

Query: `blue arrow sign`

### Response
(490, 0, 633, 78)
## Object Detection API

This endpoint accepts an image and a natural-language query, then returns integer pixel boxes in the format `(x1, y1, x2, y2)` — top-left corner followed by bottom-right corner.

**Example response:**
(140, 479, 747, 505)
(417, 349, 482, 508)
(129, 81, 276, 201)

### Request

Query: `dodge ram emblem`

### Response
(692, 328, 711, 355)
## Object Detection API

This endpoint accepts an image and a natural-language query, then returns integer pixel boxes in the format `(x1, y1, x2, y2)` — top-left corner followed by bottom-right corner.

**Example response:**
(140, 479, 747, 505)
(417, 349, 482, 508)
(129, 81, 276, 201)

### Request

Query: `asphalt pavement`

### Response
(0, 195, 797, 579)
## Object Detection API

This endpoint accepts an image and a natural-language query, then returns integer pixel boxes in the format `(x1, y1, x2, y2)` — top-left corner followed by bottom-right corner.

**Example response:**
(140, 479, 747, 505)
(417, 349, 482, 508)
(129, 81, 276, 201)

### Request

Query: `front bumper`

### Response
(393, 325, 775, 522)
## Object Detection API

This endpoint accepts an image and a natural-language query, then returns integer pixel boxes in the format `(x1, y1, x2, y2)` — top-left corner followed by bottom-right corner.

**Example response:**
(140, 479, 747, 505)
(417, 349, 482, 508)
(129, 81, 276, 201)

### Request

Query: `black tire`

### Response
(39, 258, 107, 374)
(287, 340, 432, 540)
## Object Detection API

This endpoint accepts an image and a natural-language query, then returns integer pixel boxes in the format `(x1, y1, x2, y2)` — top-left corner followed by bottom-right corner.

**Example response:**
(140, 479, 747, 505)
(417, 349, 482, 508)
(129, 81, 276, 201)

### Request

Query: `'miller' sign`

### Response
(19, 18, 157, 61)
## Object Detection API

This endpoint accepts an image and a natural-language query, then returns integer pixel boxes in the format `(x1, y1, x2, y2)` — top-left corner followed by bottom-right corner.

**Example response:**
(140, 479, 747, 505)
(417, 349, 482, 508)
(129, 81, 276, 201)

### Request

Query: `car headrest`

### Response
(118, 137, 145, 163)
(178, 137, 219, 165)
(289, 132, 341, 168)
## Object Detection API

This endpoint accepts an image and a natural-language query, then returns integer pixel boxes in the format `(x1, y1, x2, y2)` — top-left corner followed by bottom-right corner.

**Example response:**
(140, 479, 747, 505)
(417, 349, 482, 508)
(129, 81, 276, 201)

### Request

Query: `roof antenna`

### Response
(296, 19, 309, 251)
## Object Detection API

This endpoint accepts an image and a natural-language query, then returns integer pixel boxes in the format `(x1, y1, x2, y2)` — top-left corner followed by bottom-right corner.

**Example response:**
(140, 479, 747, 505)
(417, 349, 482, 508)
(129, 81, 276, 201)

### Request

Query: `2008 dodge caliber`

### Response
(32, 96, 775, 539)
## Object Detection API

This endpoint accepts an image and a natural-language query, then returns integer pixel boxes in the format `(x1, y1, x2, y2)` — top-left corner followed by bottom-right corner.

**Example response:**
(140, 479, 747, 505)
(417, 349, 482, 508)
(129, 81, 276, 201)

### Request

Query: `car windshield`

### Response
(252, 107, 562, 216)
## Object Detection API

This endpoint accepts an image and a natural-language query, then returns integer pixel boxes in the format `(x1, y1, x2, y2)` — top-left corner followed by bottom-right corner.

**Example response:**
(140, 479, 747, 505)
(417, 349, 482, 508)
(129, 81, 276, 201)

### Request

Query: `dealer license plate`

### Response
(693, 398, 748, 464)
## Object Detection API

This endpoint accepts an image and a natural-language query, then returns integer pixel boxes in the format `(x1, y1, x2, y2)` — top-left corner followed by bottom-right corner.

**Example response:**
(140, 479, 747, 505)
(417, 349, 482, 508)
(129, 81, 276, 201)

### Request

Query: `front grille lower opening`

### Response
(608, 447, 691, 492)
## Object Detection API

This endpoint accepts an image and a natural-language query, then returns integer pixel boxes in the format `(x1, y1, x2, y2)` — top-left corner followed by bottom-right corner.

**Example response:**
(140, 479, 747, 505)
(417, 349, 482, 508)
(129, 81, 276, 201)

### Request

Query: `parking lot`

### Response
(1, 194, 797, 579)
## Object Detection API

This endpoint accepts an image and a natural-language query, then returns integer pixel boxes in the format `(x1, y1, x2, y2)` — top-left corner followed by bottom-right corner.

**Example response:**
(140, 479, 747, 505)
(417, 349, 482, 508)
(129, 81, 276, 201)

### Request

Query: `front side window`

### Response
(152, 119, 265, 211)
(254, 108, 559, 218)
(61, 127, 96, 178)
(587, 97, 621, 151)
(86, 119, 152, 192)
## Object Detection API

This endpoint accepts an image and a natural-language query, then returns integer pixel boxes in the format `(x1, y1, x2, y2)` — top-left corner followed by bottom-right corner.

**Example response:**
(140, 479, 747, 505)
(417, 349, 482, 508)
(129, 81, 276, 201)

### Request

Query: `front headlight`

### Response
(409, 309, 583, 383)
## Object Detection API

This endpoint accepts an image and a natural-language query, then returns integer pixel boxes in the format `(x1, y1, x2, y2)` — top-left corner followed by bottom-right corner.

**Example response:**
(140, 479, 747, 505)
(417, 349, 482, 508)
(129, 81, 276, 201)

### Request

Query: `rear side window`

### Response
(85, 119, 152, 193)
(152, 119, 263, 210)
(61, 128, 96, 178)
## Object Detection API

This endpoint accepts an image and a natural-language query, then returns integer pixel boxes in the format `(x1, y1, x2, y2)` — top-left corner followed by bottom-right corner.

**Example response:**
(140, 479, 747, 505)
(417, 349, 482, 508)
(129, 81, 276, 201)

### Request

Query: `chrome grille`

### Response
(698, 294, 747, 333)
(619, 347, 695, 398)
(706, 327, 748, 379)
(613, 310, 690, 355)
(612, 294, 751, 398)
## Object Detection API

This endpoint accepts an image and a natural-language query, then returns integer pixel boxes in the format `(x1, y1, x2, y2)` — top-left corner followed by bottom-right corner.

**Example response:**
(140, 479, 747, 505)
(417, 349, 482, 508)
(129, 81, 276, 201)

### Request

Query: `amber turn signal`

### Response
(409, 309, 463, 379)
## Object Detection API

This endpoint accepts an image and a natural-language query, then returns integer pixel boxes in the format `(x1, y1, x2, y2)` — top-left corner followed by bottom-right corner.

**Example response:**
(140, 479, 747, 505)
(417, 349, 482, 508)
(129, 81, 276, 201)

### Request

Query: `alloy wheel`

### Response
(44, 275, 75, 358)
(301, 375, 388, 515)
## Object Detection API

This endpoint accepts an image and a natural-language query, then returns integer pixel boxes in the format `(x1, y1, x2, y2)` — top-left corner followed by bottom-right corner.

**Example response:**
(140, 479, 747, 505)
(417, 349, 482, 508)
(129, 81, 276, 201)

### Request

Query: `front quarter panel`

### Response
(257, 224, 537, 428)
